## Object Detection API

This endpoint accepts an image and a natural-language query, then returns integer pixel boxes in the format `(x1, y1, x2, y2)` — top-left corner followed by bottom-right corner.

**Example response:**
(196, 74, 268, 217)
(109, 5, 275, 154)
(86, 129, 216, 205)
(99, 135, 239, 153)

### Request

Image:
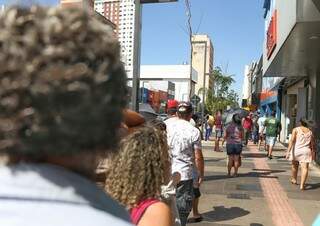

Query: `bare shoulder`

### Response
(147, 201, 171, 213)
(138, 201, 171, 226)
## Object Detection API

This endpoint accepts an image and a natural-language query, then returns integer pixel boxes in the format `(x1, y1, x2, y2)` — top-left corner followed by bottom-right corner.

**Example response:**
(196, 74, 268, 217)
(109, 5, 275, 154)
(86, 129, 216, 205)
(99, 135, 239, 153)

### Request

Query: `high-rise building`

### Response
(94, 0, 120, 34)
(192, 34, 214, 101)
(60, 0, 94, 10)
(61, 0, 116, 29)
(94, 0, 136, 79)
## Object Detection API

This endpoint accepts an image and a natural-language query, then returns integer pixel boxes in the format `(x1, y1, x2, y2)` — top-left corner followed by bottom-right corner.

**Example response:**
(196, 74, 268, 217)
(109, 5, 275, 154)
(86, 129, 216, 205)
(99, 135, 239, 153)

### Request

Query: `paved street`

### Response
(189, 140, 320, 226)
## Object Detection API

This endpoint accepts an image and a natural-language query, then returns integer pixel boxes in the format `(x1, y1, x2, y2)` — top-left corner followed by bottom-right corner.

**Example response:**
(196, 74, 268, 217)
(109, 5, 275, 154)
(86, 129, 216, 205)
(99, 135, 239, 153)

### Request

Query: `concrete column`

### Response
(314, 73, 320, 164)
(280, 93, 287, 143)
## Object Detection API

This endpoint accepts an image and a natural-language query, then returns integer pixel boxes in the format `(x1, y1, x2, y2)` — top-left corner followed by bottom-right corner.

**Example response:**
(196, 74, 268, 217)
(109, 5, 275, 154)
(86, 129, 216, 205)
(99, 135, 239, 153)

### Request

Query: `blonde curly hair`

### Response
(105, 126, 170, 209)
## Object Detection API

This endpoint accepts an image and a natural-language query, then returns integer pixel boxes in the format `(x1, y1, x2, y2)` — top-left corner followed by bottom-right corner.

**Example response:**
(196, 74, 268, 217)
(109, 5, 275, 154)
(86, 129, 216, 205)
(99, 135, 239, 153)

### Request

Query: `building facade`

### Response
(262, 0, 320, 163)
(140, 65, 198, 102)
(61, 0, 94, 10)
(192, 35, 214, 102)
(94, 0, 120, 34)
(251, 56, 263, 108)
(94, 0, 137, 78)
(242, 62, 257, 108)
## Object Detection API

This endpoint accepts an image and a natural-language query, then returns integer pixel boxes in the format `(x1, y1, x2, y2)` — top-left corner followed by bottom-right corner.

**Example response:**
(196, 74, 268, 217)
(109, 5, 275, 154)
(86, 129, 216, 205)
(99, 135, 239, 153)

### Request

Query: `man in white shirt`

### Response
(166, 102, 204, 226)
(258, 113, 267, 151)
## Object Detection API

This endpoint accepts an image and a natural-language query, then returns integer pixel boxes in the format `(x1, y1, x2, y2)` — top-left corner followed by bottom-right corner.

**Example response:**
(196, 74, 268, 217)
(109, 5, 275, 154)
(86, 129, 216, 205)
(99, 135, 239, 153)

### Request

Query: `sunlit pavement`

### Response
(189, 140, 320, 226)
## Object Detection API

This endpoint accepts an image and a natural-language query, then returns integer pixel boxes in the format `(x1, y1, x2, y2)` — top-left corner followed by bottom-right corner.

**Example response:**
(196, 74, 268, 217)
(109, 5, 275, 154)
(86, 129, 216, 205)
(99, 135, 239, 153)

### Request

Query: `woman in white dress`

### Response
(286, 119, 316, 190)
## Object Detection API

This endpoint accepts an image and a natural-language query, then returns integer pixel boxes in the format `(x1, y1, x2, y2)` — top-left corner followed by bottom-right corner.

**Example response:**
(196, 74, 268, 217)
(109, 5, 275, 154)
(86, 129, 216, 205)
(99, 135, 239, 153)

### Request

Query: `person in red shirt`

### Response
(214, 110, 223, 152)
(242, 113, 253, 146)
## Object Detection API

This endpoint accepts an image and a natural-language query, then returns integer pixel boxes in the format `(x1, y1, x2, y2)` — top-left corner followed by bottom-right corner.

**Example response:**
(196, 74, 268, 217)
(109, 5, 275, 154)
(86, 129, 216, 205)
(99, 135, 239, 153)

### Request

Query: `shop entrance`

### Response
(285, 94, 297, 141)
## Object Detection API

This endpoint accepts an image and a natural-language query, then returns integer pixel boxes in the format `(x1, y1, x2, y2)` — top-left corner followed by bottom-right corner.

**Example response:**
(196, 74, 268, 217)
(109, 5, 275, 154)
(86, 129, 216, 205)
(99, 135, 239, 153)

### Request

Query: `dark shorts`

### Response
(193, 187, 201, 199)
(226, 143, 242, 155)
(176, 180, 194, 226)
(215, 129, 223, 138)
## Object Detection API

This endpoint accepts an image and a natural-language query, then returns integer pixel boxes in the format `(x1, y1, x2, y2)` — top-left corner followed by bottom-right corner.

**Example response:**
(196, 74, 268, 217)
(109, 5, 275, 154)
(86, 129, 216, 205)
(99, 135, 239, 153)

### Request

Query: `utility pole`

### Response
(131, 0, 142, 112)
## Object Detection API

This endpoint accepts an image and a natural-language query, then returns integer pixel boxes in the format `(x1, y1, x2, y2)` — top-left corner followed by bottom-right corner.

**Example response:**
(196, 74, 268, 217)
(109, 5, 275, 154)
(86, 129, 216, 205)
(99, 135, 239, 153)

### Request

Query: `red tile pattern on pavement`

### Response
(248, 144, 305, 226)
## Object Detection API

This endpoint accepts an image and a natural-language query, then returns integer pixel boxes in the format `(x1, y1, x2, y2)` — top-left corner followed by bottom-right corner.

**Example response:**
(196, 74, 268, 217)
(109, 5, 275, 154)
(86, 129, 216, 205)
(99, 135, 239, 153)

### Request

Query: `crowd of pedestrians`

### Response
(0, 5, 318, 226)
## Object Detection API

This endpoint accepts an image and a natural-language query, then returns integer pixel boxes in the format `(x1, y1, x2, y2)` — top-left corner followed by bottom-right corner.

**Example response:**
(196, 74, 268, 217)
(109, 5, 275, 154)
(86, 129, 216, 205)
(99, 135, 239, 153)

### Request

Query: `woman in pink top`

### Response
(222, 114, 244, 177)
(286, 119, 316, 190)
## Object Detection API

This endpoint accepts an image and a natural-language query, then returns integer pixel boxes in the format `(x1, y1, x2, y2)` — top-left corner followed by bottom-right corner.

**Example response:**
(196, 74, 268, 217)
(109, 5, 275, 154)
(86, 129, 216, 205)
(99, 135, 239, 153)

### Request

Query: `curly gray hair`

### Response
(0, 6, 127, 158)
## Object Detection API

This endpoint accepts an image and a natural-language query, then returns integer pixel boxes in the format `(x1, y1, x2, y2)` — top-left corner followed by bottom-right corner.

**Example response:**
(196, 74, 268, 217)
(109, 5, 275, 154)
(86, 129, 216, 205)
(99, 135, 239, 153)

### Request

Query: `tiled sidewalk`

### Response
(189, 141, 320, 226)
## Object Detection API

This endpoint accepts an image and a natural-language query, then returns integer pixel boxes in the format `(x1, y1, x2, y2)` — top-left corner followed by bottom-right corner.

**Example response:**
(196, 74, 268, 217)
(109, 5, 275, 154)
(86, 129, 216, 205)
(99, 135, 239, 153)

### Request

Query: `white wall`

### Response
(140, 65, 198, 82)
(173, 80, 190, 101)
(143, 81, 169, 92)
(242, 65, 250, 100)
(140, 65, 198, 101)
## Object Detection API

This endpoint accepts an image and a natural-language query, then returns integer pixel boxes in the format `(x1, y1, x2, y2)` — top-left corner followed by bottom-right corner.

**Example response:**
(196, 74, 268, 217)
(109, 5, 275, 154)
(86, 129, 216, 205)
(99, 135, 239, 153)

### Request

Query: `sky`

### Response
(0, 0, 265, 97)
(141, 0, 265, 97)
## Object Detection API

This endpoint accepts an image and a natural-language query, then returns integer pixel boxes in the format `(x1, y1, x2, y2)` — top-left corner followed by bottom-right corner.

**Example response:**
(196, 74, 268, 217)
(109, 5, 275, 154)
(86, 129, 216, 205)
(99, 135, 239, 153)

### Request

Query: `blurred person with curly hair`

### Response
(105, 127, 172, 226)
(0, 5, 131, 226)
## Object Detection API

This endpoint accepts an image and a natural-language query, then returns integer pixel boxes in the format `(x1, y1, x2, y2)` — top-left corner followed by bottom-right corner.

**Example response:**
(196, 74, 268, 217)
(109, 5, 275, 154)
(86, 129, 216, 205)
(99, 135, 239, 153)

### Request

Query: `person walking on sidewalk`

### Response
(286, 119, 316, 190)
(214, 110, 223, 152)
(166, 102, 204, 226)
(252, 115, 259, 144)
(258, 113, 267, 151)
(264, 111, 281, 159)
(204, 115, 213, 141)
(222, 114, 244, 177)
(242, 113, 253, 145)
(166, 99, 179, 120)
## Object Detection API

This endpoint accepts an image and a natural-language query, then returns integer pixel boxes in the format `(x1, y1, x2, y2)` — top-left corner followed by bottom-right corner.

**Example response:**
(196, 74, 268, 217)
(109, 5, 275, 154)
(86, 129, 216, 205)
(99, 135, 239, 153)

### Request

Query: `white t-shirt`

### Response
(189, 118, 196, 127)
(164, 116, 178, 126)
(258, 116, 266, 134)
(165, 118, 201, 181)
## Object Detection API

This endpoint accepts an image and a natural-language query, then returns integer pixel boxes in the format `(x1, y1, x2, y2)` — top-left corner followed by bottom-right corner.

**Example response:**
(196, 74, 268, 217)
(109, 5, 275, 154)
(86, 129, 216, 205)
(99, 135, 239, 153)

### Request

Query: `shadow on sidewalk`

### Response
(242, 152, 287, 159)
(201, 205, 250, 222)
(242, 153, 267, 158)
(252, 168, 286, 174)
(306, 183, 320, 190)
(204, 170, 284, 181)
(204, 174, 230, 181)
(204, 158, 225, 163)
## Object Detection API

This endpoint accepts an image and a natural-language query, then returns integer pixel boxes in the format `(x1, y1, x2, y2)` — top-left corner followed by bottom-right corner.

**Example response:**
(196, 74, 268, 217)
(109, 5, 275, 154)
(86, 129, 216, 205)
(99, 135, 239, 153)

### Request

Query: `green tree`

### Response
(205, 67, 239, 114)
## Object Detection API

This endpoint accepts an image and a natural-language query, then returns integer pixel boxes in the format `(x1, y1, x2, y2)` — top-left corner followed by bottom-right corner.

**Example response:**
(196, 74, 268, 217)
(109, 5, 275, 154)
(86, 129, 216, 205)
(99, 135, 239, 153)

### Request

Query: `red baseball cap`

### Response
(167, 99, 179, 109)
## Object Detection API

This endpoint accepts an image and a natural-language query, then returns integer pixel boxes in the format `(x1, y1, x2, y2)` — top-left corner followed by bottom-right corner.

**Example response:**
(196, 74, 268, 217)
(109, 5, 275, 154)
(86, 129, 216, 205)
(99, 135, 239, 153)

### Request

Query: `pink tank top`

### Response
(226, 123, 243, 144)
(294, 127, 312, 152)
(130, 199, 159, 225)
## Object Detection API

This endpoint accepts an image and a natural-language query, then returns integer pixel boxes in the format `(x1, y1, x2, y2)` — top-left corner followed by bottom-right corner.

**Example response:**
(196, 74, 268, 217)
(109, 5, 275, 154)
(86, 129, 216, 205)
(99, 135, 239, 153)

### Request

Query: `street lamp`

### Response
(131, 0, 178, 112)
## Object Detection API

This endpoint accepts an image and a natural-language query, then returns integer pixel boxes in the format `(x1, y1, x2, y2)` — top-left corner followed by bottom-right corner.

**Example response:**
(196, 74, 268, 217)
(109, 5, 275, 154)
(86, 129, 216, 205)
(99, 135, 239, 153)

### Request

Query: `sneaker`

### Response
(268, 155, 273, 160)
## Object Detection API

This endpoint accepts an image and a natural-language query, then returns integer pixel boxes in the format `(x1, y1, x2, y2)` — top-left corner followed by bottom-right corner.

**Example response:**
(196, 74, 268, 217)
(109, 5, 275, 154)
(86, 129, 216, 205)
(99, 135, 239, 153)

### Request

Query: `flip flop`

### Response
(187, 216, 203, 223)
(290, 179, 298, 185)
(194, 216, 203, 222)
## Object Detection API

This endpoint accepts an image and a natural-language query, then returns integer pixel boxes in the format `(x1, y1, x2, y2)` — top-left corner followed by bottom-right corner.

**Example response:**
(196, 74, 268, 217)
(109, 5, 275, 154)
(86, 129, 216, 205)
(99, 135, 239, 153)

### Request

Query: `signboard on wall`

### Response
(260, 77, 283, 101)
(267, 10, 277, 59)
